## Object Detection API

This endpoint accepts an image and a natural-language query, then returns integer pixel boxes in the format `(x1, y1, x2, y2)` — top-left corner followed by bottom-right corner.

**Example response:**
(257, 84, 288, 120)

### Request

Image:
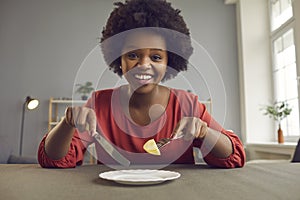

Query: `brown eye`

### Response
(151, 54, 162, 62)
(126, 52, 138, 60)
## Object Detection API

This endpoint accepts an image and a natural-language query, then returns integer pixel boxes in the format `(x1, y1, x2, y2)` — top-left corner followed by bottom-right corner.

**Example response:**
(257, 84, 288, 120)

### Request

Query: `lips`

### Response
(124, 68, 158, 90)
(131, 73, 155, 86)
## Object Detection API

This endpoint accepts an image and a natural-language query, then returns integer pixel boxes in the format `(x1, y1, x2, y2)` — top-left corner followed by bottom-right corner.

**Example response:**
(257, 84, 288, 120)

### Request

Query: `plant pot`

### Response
(277, 126, 284, 144)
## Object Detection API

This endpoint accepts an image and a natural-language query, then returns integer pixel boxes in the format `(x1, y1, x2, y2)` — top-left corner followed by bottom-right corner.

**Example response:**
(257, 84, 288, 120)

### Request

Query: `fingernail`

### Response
(91, 131, 97, 137)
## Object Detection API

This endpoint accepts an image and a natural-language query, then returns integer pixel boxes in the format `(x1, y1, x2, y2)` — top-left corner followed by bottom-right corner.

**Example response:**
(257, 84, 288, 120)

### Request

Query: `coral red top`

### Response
(38, 88, 245, 168)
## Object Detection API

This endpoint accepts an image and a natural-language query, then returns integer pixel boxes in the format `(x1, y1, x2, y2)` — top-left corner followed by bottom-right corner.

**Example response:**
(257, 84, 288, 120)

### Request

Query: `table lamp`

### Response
(19, 96, 39, 156)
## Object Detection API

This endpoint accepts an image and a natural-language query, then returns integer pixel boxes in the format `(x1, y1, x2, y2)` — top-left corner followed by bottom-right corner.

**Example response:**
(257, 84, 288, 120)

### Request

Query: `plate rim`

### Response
(99, 169, 180, 184)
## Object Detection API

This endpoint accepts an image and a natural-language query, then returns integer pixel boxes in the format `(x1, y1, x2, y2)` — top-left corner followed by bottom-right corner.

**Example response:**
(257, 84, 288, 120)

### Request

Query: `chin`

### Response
(133, 84, 158, 94)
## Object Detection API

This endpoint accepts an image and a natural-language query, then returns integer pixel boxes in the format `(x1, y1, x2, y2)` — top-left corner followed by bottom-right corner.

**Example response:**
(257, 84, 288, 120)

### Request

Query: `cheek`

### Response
(120, 59, 125, 73)
(155, 65, 167, 80)
(161, 66, 167, 75)
(121, 57, 135, 72)
(120, 57, 129, 74)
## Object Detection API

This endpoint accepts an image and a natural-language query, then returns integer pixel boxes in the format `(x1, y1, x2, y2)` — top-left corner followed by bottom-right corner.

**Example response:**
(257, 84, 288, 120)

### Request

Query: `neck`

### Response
(120, 85, 170, 108)
(130, 86, 159, 108)
(119, 85, 170, 126)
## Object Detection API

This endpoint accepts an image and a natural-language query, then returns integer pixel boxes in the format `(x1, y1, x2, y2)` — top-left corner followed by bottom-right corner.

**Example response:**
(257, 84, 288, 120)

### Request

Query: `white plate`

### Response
(99, 169, 180, 185)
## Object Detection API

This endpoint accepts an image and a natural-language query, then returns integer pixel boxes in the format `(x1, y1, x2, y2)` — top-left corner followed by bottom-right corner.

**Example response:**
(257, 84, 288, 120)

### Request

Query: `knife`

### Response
(93, 132, 130, 167)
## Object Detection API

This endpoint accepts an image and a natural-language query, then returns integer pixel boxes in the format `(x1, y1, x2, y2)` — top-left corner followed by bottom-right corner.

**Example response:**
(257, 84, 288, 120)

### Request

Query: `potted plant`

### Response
(75, 81, 94, 100)
(261, 101, 292, 143)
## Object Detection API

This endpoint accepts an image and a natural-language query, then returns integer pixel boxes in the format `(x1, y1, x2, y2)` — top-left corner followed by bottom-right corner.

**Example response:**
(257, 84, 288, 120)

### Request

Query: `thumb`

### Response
(85, 122, 97, 137)
(87, 110, 97, 136)
(172, 120, 186, 139)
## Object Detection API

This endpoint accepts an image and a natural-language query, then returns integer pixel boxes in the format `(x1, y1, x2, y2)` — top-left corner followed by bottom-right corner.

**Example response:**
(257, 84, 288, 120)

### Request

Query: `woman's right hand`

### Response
(64, 106, 97, 135)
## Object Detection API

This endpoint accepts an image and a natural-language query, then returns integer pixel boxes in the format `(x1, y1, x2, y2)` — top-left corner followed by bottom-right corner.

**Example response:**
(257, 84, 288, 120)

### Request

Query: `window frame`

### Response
(269, 0, 300, 142)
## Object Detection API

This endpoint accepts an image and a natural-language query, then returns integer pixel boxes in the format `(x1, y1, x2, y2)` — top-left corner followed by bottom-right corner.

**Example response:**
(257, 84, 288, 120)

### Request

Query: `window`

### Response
(271, 0, 293, 31)
(270, 0, 299, 140)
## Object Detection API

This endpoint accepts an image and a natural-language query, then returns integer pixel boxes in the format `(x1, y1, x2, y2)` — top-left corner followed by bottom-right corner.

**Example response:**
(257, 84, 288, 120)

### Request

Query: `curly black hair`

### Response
(100, 0, 193, 80)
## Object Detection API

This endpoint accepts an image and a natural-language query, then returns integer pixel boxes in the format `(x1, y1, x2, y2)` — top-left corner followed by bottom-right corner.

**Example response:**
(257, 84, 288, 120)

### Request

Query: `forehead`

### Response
(122, 30, 167, 53)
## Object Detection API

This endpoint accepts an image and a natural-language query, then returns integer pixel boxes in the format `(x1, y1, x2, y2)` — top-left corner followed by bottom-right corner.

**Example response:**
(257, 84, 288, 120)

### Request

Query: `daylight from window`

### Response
(271, 0, 299, 138)
(271, 0, 293, 31)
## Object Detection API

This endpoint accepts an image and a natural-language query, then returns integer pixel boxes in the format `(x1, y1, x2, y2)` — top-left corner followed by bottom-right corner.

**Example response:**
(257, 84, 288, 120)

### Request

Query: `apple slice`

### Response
(143, 139, 161, 156)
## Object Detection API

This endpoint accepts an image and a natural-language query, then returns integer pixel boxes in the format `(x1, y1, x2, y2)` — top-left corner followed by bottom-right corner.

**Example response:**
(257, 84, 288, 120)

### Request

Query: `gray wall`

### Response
(0, 0, 240, 163)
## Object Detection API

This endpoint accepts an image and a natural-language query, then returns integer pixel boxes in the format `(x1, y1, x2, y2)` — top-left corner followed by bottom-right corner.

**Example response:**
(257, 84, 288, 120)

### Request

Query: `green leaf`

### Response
(260, 101, 292, 122)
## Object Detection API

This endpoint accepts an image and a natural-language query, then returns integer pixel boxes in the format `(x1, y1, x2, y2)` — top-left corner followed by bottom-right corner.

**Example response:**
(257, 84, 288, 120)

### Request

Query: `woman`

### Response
(38, 0, 245, 168)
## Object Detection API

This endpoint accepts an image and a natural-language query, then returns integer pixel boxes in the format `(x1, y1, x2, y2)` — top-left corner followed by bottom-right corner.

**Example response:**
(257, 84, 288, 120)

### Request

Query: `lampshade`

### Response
(19, 96, 39, 156)
(25, 96, 39, 110)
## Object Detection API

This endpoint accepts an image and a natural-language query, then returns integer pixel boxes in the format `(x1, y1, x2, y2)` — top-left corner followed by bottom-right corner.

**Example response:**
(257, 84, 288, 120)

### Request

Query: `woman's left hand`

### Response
(172, 117, 208, 140)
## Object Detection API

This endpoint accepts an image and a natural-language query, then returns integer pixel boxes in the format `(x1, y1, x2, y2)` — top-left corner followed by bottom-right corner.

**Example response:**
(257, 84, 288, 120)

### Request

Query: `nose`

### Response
(138, 55, 152, 69)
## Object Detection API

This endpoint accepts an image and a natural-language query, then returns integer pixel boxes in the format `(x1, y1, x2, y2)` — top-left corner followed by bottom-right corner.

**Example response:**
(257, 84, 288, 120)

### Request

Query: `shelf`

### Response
(48, 97, 86, 131)
(51, 99, 86, 104)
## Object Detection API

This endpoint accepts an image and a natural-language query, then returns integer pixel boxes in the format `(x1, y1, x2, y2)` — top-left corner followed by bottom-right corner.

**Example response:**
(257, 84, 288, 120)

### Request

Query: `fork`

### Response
(156, 132, 184, 149)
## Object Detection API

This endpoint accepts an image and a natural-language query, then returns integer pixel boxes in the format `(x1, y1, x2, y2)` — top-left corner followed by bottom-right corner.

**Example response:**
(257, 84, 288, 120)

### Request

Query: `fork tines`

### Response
(156, 138, 171, 149)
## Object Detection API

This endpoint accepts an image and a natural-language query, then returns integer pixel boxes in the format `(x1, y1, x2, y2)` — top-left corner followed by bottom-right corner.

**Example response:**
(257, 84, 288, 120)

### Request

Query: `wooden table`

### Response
(1, 163, 299, 200)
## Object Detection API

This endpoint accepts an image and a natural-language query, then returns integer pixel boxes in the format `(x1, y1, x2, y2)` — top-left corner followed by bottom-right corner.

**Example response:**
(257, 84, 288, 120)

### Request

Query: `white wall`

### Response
(236, 0, 274, 143)
(236, 0, 300, 144)
(0, 0, 240, 163)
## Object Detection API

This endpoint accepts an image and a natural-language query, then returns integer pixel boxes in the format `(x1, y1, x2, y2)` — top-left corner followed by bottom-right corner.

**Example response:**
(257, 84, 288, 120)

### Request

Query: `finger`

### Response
(74, 107, 90, 132)
(65, 107, 75, 127)
(74, 107, 85, 127)
(172, 119, 187, 138)
(87, 109, 97, 135)
(183, 130, 195, 141)
(183, 118, 195, 141)
(194, 119, 202, 138)
(198, 122, 208, 138)
(71, 107, 79, 126)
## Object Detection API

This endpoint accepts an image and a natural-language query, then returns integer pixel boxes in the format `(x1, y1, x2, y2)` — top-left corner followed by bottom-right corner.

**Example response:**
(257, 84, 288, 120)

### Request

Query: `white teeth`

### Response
(135, 74, 152, 80)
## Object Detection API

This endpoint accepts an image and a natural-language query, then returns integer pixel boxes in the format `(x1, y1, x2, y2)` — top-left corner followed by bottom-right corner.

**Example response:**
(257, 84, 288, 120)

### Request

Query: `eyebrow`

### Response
(122, 46, 166, 52)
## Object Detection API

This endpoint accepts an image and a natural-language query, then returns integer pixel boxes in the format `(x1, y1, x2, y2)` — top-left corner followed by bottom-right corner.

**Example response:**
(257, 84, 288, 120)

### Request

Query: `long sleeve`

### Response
(194, 101, 246, 168)
(37, 131, 91, 168)
(174, 89, 246, 168)
(201, 130, 245, 168)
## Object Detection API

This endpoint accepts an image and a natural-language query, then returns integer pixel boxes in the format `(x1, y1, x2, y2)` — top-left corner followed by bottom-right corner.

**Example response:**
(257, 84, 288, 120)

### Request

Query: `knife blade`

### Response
(93, 133, 130, 167)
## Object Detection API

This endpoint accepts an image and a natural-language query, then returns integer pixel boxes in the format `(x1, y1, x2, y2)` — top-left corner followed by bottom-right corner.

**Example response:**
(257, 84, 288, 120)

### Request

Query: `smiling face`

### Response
(121, 31, 168, 94)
